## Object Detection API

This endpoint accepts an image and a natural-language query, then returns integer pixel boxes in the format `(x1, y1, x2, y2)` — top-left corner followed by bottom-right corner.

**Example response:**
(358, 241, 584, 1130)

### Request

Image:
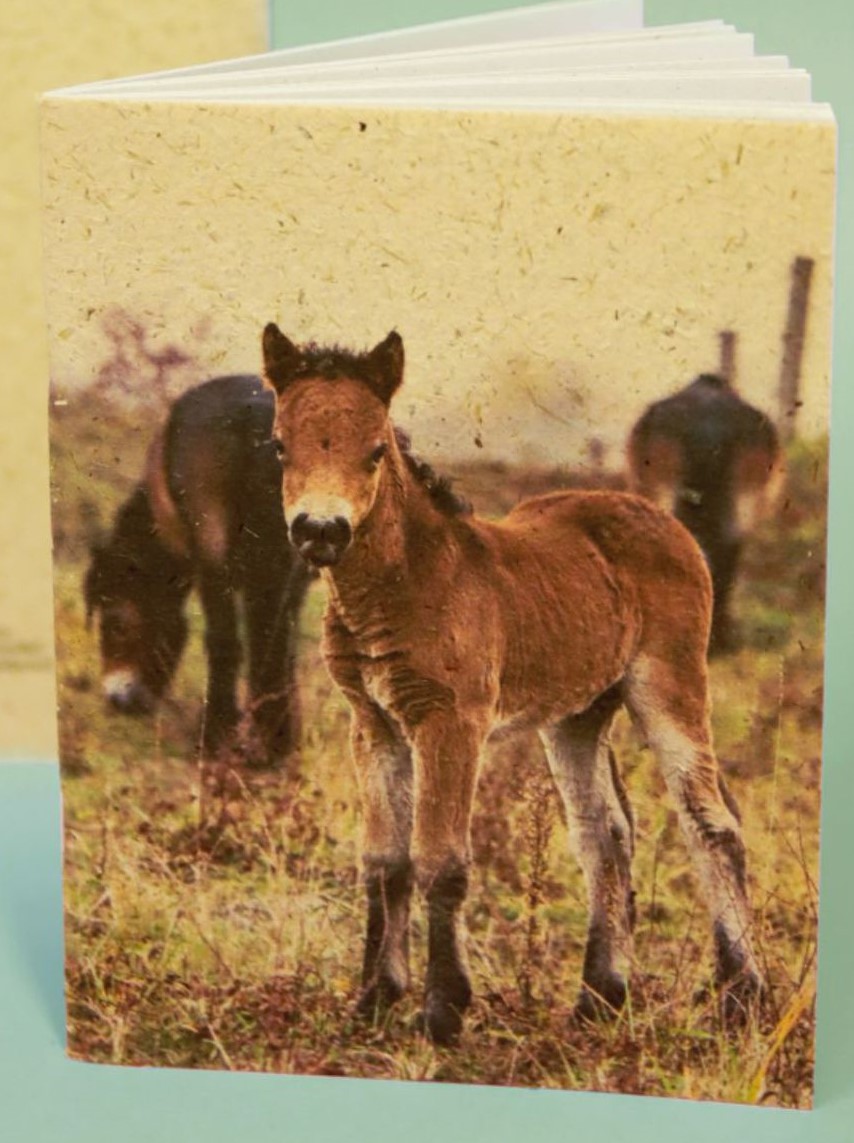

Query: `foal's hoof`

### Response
(355, 976, 407, 1024)
(421, 995, 465, 1046)
(573, 976, 628, 1024)
(419, 977, 473, 1046)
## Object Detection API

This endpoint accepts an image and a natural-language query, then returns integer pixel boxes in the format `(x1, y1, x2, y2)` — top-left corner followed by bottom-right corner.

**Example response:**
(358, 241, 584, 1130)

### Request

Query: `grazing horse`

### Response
(261, 326, 762, 1044)
(627, 374, 783, 653)
(85, 375, 310, 766)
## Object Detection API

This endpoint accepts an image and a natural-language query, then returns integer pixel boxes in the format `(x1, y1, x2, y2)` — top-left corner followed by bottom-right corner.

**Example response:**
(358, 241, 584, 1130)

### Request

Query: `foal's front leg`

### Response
(410, 712, 485, 1045)
(349, 701, 414, 1019)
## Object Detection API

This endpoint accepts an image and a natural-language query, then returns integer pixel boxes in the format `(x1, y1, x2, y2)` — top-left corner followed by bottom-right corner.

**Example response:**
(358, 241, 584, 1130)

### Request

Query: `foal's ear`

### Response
(262, 323, 301, 395)
(366, 331, 404, 406)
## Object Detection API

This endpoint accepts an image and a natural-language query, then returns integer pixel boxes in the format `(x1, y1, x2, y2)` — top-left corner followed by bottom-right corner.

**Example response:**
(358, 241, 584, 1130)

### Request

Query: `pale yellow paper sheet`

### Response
(0, 0, 266, 758)
(42, 99, 833, 455)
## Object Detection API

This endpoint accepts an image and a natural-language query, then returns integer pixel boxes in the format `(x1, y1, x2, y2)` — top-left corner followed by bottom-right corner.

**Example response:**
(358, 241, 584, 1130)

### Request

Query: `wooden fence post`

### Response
(718, 330, 737, 386)
(779, 256, 815, 441)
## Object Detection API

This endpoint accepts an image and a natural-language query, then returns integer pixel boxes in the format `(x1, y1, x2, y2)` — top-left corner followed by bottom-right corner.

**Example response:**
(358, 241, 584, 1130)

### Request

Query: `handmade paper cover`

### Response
(42, 94, 834, 1105)
(0, 0, 267, 758)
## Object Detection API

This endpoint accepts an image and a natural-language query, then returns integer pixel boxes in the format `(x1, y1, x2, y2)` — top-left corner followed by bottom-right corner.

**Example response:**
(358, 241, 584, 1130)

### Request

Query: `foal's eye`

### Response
(273, 438, 288, 464)
(367, 442, 388, 469)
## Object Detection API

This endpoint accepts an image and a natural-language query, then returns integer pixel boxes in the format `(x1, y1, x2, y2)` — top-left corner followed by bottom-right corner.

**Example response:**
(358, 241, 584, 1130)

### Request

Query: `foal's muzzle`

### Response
(289, 513, 353, 567)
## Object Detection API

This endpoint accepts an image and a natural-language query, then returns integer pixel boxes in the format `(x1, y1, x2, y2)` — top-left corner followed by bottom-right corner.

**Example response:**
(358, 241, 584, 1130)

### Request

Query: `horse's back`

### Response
(507, 484, 682, 542)
(631, 376, 777, 457)
(504, 488, 705, 589)
(169, 374, 272, 439)
(154, 375, 286, 570)
(490, 489, 711, 687)
(628, 376, 782, 538)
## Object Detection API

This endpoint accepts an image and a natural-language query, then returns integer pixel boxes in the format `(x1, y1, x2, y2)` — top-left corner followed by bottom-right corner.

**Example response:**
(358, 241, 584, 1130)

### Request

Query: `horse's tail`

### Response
(142, 425, 193, 561)
(729, 415, 785, 538)
(626, 414, 682, 515)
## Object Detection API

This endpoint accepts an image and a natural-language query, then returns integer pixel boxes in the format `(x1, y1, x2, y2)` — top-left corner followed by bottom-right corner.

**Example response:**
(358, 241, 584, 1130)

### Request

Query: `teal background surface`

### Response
(3, 2, 851, 1138)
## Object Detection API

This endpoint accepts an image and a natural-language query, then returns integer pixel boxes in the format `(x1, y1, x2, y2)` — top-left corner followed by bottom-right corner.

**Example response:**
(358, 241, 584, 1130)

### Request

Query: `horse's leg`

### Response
(197, 563, 241, 756)
(409, 712, 484, 1045)
(540, 687, 635, 1020)
(350, 701, 414, 1019)
(243, 562, 308, 767)
(708, 537, 742, 655)
(625, 653, 762, 1019)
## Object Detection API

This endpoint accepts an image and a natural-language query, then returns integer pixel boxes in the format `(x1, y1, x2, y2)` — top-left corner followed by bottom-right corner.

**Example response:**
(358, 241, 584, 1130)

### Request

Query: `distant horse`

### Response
(84, 375, 310, 766)
(627, 374, 783, 653)
(261, 325, 761, 1044)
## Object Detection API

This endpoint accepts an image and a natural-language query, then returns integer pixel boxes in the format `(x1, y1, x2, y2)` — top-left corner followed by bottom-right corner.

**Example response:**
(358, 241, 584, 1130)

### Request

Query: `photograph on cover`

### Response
(42, 98, 833, 1104)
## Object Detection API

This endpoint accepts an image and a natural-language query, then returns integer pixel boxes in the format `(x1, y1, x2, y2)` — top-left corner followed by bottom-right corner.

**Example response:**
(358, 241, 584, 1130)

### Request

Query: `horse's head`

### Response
(262, 324, 403, 567)
(84, 508, 189, 714)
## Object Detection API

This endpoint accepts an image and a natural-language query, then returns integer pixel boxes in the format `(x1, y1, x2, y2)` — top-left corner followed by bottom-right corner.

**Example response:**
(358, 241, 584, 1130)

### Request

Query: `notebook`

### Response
(0, 0, 268, 759)
(41, 0, 834, 1107)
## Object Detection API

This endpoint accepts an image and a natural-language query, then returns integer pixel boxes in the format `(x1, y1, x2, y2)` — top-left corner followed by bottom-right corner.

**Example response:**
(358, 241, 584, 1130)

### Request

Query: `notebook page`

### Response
(104, 30, 759, 94)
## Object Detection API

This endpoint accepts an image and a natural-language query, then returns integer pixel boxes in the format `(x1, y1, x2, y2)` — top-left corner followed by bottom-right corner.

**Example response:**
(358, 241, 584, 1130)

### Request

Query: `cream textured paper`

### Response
(42, 93, 834, 1097)
(0, 0, 266, 757)
(42, 99, 834, 456)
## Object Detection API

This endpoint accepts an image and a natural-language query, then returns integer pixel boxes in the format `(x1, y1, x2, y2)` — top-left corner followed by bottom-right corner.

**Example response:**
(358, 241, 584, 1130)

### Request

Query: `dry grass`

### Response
(52, 393, 825, 1105)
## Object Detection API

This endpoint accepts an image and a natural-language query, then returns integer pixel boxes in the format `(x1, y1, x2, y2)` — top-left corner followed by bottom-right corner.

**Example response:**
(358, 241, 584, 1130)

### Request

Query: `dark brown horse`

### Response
(260, 326, 761, 1044)
(627, 374, 783, 653)
(85, 375, 310, 766)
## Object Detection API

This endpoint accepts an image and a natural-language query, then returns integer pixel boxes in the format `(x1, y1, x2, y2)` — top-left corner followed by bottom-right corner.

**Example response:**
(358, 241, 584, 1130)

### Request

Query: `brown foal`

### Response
(262, 324, 761, 1044)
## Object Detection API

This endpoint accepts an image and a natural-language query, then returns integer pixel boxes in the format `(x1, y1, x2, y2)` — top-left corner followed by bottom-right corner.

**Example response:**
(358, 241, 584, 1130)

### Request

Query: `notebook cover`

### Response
(41, 93, 834, 1106)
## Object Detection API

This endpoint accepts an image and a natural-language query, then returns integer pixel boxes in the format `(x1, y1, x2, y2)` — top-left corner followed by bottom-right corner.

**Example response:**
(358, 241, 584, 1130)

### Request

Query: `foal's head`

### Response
(262, 325, 403, 567)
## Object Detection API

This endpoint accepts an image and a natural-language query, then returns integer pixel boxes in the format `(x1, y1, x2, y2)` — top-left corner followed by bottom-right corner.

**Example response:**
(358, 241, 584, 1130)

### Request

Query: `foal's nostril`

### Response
(328, 516, 352, 548)
(289, 513, 310, 546)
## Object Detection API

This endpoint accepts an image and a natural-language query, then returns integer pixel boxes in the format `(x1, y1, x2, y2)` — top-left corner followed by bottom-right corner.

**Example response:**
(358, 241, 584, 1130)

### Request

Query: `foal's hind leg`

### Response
(540, 688, 635, 1020)
(625, 653, 761, 1019)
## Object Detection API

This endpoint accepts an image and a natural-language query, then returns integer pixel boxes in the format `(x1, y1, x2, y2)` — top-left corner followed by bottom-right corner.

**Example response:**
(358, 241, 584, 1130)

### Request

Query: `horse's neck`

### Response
(325, 450, 444, 632)
(117, 486, 188, 577)
(116, 487, 157, 550)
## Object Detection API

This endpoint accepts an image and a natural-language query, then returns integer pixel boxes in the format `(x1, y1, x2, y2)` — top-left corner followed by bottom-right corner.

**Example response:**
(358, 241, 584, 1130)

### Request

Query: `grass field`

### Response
(52, 391, 826, 1105)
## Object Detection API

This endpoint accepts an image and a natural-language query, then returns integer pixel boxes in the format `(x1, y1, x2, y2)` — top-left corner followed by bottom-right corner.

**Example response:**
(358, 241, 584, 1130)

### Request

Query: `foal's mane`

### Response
(393, 427, 472, 518)
(289, 342, 387, 385)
